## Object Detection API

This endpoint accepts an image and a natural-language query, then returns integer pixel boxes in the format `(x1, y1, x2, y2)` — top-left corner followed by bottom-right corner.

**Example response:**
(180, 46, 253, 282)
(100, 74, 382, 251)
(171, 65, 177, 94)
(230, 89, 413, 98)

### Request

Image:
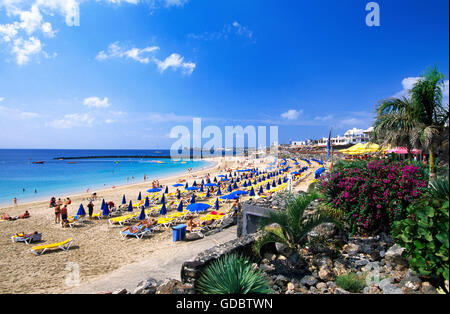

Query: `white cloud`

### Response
(163, 0, 187, 7)
(83, 96, 110, 108)
(281, 109, 302, 120)
(314, 114, 333, 121)
(188, 21, 254, 42)
(11, 36, 42, 65)
(96, 42, 159, 64)
(0, 97, 4, 102)
(393, 77, 421, 98)
(148, 112, 192, 123)
(231, 21, 253, 38)
(46, 112, 95, 129)
(0, 104, 40, 119)
(153, 53, 196, 75)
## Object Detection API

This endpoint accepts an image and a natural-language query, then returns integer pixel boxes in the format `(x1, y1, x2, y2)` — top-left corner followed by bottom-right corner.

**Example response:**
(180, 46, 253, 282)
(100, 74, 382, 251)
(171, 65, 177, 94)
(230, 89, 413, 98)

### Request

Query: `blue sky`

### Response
(0, 0, 448, 149)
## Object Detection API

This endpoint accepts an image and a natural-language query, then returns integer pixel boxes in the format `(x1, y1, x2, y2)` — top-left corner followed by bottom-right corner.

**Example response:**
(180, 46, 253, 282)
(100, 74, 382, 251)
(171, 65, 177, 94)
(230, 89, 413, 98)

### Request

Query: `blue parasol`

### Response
(216, 186, 222, 196)
(190, 194, 196, 204)
(77, 204, 86, 216)
(215, 198, 220, 210)
(186, 203, 210, 213)
(173, 183, 184, 187)
(177, 200, 183, 212)
(102, 202, 110, 217)
(138, 206, 146, 220)
(249, 187, 255, 196)
(122, 194, 126, 205)
(137, 192, 142, 201)
(161, 194, 165, 204)
(147, 188, 162, 193)
(164, 186, 169, 194)
(186, 186, 199, 191)
(128, 200, 133, 212)
(160, 202, 167, 216)
(227, 185, 232, 192)
(144, 196, 150, 208)
(220, 193, 239, 200)
(259, 186, 264, 194)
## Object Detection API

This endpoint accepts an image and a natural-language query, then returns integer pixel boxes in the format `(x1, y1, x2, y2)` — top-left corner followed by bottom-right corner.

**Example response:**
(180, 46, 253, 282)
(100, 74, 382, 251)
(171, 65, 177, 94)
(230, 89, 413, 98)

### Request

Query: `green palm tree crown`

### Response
(373, 66, 449, 179)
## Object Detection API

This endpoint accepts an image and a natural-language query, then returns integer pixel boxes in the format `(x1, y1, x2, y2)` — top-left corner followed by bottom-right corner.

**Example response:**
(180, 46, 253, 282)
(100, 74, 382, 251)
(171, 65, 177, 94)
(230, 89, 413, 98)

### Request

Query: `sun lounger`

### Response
(156, 217, 174, 228)
(11, 232, 42, 244)
(108, 214, 136, 226)
(31, 238, 73, 255)
(66, 215, 84, 228)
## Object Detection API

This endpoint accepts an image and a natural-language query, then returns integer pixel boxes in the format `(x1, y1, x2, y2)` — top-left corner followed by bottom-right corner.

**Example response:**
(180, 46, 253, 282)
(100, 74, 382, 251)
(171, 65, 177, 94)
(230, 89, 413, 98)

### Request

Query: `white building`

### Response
(316, 127, 373, 147)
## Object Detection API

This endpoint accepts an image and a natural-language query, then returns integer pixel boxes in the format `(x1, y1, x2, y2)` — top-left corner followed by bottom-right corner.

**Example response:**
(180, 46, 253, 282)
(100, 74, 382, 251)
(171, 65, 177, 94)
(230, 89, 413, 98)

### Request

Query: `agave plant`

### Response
(254, 192, 340, 256)
(196, 253, 273, 294)
(428, 176, 449, 201)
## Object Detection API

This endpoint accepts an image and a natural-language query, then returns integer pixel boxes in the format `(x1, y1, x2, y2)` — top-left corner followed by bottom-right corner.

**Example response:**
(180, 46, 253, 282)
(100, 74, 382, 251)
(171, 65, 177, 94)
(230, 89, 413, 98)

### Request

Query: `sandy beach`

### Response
(0, 155, 318, 294)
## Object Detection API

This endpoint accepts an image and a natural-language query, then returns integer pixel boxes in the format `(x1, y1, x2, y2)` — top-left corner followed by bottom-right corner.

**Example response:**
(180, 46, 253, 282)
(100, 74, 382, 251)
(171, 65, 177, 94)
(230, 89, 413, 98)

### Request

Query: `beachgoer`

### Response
(56, 198, 63, 206)
(186, 217, 200, 232)
(54, 204, 61, 224)
(108, 201, 115, 210)
(60, 205, 68, 224)
(230, 199, 241, 216)
(65, 197, 71, 205)
(50, 197, 56, 207)
(87, 201, 94, 219)
(34, 189, 37, 193)
(122, 224, 141, 234)
(19, 210, 30, 219)
(13, 198, 17, 206)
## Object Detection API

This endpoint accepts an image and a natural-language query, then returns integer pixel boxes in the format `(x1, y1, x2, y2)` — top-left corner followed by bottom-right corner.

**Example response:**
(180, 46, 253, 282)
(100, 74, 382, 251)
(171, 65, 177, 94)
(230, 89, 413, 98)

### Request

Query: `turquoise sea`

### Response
(0, 149, 212, 207)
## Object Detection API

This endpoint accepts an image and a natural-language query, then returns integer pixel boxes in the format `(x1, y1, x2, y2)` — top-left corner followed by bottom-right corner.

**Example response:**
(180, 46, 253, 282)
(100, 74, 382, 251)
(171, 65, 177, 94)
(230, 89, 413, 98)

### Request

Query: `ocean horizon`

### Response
(0, 149, 213, 207)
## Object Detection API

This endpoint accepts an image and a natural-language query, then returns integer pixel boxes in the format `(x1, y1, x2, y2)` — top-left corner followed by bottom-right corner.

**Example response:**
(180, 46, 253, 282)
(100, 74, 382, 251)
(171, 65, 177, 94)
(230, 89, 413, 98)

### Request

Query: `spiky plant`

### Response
(196, 253, 273, 294)
(428, 176, 449, 201)
(253, 192, 341, 256)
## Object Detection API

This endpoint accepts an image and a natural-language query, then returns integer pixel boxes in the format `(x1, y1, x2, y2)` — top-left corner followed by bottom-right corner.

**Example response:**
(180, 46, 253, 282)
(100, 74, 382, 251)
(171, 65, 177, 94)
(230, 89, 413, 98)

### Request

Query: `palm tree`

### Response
(373, 96, 417, 159)
(410, 67, 449, 179)
(373, 66, 449, 180)
(253, 192, 340, 256)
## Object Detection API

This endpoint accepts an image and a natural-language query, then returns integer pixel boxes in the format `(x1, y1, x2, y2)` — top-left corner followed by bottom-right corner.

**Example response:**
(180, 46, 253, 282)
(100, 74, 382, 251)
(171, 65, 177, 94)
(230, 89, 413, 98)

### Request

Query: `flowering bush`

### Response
(319, 159, 427, 234)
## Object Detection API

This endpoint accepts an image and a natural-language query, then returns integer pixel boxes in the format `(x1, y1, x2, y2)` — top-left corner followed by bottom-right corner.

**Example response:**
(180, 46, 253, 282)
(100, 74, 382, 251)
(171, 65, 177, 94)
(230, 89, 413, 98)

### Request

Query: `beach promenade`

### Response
(66, 225, 237, 294)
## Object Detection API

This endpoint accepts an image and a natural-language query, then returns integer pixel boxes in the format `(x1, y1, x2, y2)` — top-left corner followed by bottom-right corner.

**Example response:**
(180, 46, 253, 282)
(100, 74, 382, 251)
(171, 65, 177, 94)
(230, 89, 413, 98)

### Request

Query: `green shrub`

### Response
(392, 199, 449, 291)
(335, 273, 366, 293)
(196, 253, 273, 294)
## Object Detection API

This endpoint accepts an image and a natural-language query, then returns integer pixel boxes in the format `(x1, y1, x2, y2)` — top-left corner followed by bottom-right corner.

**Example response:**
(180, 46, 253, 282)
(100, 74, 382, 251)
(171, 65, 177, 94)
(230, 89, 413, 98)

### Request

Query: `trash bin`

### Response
(172, 224, 187, 242)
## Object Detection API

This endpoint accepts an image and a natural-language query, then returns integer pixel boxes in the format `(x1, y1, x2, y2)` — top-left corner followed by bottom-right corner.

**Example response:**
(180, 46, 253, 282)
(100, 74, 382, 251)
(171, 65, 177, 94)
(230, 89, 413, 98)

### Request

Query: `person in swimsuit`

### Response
(54, 204, 61, 224)
(60, 205, 68, 226)
(87, 201, 94, 219)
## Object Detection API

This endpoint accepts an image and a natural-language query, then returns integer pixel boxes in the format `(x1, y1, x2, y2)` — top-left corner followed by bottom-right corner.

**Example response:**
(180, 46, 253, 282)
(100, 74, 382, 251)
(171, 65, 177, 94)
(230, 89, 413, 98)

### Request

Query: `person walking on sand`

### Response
(13, 197, 17, 206)
(60, 205, 68, 227)
(54, 204, 61, 224)
(87, 201, 94, 219)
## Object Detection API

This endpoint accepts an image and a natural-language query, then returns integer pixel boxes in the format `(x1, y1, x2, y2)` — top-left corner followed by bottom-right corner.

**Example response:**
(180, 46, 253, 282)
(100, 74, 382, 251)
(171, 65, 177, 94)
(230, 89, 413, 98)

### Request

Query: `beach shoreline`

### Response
(0, 155, 317, 294)
(0, 157, 219, 212)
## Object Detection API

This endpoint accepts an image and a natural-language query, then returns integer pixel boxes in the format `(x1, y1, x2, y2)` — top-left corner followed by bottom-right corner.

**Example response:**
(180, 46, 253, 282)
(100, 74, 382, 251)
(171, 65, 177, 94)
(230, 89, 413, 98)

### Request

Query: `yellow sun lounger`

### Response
(31, 238, 73, 255)
(108, 214, 136, 226)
